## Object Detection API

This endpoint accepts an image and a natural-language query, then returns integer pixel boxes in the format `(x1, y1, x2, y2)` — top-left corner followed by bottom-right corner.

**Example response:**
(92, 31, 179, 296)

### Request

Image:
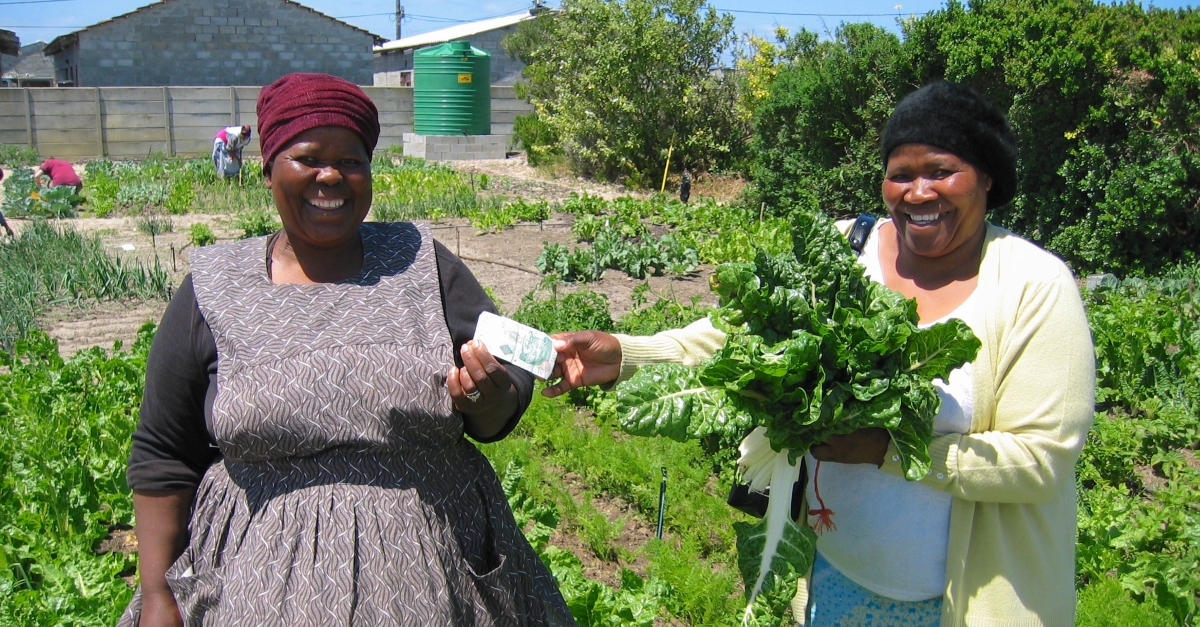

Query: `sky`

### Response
(1, 0, 1195, 49)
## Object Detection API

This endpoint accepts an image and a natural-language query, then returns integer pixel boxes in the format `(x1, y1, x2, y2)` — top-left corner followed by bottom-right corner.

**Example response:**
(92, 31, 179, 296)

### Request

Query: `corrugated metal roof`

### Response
(375, 13, 535, 52)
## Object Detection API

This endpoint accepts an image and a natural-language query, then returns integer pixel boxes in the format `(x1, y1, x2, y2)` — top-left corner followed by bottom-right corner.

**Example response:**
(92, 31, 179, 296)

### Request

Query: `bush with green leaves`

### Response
(512, 114, 564, 167)
(505, 0, 748, 183)
(750, 0, 1200, 275)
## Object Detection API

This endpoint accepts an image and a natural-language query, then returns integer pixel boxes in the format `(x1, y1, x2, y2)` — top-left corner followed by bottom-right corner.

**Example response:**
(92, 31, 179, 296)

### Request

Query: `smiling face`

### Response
(882, 143, 992, 260)
(265, 126, 372, 251)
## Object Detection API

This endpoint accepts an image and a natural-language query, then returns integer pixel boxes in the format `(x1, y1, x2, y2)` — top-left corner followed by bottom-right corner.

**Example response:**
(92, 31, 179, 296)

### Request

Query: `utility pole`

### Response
(395, 1, 404, 41)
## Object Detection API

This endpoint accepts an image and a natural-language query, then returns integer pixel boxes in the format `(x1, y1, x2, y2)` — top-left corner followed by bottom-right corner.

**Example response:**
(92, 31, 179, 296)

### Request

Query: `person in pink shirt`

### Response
(34, 158, 83, 194)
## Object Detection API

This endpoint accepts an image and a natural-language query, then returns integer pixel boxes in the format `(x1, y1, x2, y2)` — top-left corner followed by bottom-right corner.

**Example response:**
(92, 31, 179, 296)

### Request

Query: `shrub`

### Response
(750, 0, 1200, 275)
(506, 0, 748, 183)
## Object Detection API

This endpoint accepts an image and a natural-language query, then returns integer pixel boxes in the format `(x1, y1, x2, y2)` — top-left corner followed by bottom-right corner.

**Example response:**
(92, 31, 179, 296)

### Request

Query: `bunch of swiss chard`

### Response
(614, 210, 980, 624)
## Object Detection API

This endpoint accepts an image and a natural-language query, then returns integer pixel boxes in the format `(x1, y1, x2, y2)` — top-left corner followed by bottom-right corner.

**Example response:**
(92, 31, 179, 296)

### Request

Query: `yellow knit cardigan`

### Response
(612, 223, 1095, 627)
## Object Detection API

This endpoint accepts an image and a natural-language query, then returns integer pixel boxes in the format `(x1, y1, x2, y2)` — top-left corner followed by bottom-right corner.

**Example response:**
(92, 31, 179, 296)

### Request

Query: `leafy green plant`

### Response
(612, 210, 980, 620)
(0, 143, 40, 167)
(536, 231, 699, 283)
(1077, 577, 1180, 627)
(231, 208, 280, 239)
(371, 157, 485, 222)
(1076, 267, 1199, 626)
(189, 222, 217, 248)
(511, 278, 616, 336)
(0, 326, 152, 626)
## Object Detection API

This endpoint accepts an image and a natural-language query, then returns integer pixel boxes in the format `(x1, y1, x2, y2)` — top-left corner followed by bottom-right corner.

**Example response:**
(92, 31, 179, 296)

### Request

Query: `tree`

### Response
(750, 0, 1200, 275)
(750, 23, 910, 219)
(505, 0, 746, 184)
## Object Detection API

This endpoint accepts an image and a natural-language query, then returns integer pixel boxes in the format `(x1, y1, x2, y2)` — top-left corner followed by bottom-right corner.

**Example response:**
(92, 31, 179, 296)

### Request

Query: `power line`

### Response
(0, 0, 84, 5)
(714, 7, 933, 17)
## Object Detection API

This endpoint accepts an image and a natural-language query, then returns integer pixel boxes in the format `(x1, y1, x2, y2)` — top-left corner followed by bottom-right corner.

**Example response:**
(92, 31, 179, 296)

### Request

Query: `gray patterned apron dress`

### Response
(118, 222, 574, 627)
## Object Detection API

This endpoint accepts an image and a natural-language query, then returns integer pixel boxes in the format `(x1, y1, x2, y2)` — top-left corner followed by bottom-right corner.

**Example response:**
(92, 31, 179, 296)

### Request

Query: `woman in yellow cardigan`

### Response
(544, 82, 1094, 627)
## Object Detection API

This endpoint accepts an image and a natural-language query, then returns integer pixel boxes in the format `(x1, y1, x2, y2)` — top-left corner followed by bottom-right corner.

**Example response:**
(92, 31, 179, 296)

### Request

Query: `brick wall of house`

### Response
(57, 0, 375, 86)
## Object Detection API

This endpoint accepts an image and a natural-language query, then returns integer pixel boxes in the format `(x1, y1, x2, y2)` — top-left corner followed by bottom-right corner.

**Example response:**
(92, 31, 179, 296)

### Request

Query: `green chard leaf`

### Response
(903, 318, 981, 381)
(615, 363, 765, 442)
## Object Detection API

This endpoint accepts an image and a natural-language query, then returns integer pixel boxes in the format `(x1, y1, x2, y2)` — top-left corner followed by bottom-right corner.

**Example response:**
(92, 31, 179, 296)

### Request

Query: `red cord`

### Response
(808, 460, 837, 534)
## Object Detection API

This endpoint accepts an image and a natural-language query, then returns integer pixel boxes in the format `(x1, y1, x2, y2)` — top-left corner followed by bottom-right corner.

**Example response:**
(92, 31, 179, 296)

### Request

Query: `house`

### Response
(2, 41, 57, 88)
(42, 0, 383, 87)
(374, 10, 546, 87)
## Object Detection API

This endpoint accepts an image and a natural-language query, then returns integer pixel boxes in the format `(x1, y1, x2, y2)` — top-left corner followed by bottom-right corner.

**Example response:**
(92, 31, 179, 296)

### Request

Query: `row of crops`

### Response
(0, 152, 1197, 625)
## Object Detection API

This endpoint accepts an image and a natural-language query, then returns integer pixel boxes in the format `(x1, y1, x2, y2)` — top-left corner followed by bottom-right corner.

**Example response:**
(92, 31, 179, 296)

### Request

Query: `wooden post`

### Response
(24, 88, 33, 148)
(94, 87, 105, 157)
(162, 86, 174, 156)
(229, 86, 236, 125)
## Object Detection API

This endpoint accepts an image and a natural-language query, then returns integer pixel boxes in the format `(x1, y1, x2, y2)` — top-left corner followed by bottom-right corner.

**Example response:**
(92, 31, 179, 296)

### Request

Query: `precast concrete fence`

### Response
(0, 85, 531, 160)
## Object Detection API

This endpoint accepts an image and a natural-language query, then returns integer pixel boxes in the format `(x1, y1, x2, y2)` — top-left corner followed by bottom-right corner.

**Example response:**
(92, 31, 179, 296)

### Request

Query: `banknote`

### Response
(473, 311, 556, 380)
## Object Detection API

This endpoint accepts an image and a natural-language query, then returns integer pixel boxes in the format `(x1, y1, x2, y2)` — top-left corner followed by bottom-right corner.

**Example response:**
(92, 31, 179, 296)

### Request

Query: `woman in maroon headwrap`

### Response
(119, 73, 574, 627)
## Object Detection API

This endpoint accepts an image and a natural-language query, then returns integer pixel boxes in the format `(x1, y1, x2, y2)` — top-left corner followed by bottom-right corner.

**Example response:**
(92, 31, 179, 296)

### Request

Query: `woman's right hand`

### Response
(139, 590, 182, 627)
(541, 331, 622, 397)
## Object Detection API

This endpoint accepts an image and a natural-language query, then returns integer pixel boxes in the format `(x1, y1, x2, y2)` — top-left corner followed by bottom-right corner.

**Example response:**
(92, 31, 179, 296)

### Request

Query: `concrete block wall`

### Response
(58, 0, 376, 87)
(0, 85, 526, 159)
(402, 133, 506, 161)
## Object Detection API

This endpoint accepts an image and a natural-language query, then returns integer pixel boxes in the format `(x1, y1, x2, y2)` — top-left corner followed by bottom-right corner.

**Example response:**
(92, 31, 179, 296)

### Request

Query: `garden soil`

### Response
(7, 156, 719, 356)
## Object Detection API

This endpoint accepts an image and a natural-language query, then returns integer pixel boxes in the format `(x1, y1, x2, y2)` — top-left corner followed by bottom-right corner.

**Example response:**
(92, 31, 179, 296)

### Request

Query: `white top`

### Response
(803, 218, 979, 601)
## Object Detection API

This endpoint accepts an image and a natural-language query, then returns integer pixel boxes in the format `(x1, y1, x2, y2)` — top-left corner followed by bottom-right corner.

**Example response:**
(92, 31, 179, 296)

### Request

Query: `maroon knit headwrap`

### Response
(256, 73, 380, 168)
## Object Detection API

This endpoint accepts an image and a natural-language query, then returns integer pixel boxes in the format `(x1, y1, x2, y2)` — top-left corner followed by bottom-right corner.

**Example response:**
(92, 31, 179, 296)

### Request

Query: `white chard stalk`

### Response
(740, 437, 802, 624)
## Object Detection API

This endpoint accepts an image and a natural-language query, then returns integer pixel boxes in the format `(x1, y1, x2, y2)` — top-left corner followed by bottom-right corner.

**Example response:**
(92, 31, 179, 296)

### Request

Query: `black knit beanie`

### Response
(880, 81, 1018, 209)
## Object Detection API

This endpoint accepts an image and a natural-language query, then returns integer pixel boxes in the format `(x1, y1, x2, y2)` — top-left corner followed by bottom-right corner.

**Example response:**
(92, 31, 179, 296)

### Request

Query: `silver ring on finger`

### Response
(466, 389, 482, 402)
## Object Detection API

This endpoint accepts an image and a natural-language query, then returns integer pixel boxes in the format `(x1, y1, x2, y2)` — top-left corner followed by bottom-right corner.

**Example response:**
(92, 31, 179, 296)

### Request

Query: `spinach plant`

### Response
(613, 210, 980, 623)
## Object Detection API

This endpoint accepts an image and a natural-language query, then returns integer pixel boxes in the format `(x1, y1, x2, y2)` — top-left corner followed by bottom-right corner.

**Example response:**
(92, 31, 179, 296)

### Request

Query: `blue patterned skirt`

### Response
(808, 552, 943, 627)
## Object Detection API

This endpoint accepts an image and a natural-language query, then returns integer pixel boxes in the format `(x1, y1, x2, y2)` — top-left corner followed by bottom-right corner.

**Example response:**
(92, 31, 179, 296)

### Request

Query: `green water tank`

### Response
(413, 41, 491, 135)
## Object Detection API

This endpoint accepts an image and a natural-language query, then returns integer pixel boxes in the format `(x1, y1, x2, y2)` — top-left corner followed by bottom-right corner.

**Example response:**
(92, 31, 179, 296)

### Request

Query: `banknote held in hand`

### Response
(472, 312, 556, 380)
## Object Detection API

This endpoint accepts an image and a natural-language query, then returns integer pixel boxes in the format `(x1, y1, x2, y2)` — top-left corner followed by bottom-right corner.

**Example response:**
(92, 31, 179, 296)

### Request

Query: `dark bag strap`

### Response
(846, 213, 877, 255)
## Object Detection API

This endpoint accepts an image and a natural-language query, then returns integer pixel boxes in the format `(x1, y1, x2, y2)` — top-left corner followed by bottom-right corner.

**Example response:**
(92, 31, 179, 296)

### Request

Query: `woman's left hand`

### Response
(447, 340, 519, 438)
(810, 427, 891, 467)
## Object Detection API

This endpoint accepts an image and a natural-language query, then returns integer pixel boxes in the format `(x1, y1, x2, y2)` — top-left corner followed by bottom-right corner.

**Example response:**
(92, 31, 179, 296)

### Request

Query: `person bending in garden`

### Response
(120, 73, 574, 627)
(211, 124, 252, 180)
(34, 157, 82, 194)
(543, 82, 1095, 627)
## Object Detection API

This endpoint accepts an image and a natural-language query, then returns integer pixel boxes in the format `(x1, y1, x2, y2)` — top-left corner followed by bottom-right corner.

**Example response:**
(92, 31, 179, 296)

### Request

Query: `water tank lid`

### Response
(414, 41, 490, 58)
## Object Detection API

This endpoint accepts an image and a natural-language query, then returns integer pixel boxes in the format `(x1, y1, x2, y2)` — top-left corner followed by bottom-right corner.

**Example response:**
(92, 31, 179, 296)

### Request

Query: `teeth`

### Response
(309, 199, 346, 209)
(909, 213, 939, 222)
